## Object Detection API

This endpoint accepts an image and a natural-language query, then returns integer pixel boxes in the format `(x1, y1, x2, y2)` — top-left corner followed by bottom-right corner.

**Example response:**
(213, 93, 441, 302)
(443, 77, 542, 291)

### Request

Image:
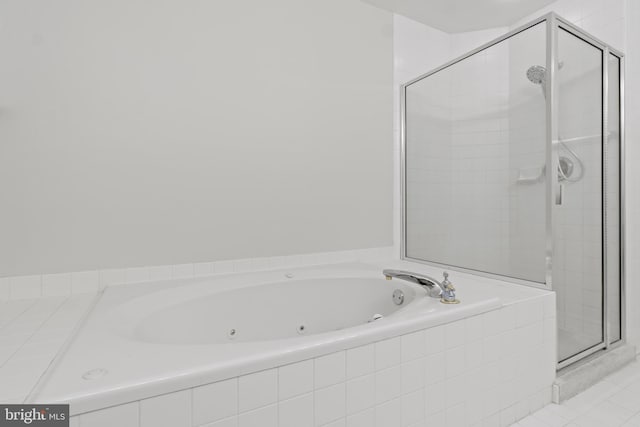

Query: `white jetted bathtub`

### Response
(31, 262, 555, 426)
(132, 276, 418, 345)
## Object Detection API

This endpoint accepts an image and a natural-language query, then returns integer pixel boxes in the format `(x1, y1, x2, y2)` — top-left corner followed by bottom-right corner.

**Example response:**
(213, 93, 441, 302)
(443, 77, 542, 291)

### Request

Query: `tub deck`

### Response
(8, 261, 552, 418)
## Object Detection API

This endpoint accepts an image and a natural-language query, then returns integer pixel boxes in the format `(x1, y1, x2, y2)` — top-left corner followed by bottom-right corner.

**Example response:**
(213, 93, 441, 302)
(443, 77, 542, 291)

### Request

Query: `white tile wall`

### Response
(205, 417, 238, 427)
(9, 275, 42, 300)
(0, 247, 393, 301)
(279, 360, 314, 401)
(315, 352, 346, 389)
(140, 390, 191, 427)
(314, 383, 346, 426)
(374, 336, 401, 370)
(192, 378, 238, 426)
(71, 271, 100, 294)
(346, 407, 374, 427)
(0, 294, 95, 404)
(346, 375, 375, 416)
(70, 293, 556, 427)
(400, 330, 426, 362)
(79, 403, 138, 427)
(238, 404, 277, 427)
(238, 369, 278, 413)
(42, 274, 72, 297)
(346, 344, 375, 380)
(374, 366, 401, 405)
(279, 393, 313, 427)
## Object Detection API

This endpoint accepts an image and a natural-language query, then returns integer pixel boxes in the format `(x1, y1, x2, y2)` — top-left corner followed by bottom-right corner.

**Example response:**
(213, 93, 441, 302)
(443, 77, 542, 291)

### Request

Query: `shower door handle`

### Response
(555, 184, 564, 205)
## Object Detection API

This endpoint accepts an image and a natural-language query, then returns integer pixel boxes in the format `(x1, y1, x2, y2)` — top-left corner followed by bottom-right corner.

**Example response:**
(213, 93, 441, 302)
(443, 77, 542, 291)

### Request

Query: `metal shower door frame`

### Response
(399, 13, 626, 369)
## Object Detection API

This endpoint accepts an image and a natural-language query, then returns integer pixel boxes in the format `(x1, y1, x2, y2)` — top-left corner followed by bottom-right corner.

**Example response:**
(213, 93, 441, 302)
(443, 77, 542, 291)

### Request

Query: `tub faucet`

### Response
(383, 269, 458, 304)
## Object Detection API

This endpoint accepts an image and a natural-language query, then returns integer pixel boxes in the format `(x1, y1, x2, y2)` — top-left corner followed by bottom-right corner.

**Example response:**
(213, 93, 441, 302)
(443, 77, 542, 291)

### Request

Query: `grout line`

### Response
(0, 299, 39, 331)
(0, 297, 69, 370)
(190, 388, 194, 427)
(23, 294, 101, 405)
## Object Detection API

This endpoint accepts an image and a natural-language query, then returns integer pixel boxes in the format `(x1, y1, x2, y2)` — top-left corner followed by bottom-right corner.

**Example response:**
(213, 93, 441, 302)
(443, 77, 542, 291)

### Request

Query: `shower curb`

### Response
(553, 344, 637, 403)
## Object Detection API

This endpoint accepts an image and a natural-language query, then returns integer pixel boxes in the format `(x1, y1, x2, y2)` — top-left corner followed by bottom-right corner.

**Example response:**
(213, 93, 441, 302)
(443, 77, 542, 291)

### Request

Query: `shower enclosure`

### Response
(401, 13, 624, 368)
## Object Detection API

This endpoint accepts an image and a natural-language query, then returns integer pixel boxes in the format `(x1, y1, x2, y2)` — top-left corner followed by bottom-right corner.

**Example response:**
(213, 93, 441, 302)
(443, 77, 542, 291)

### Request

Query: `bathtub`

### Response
(31, 262, 556, 426)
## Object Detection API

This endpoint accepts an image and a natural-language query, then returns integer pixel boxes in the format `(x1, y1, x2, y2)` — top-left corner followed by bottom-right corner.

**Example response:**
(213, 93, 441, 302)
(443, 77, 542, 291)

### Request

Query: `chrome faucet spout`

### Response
(383, 269, 458, 303)
(382, 269, 443, 298)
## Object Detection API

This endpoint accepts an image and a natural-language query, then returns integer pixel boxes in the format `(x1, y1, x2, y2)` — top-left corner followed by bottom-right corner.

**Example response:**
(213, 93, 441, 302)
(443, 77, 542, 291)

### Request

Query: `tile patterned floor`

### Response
(513, 360, 640, 427)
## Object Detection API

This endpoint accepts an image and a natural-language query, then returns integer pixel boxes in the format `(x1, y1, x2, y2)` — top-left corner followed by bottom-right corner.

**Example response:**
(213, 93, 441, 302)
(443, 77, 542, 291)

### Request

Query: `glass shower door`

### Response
(402, 14, 624, 368)
(404, 22, 549, 284)
(554, 28, 604, 362)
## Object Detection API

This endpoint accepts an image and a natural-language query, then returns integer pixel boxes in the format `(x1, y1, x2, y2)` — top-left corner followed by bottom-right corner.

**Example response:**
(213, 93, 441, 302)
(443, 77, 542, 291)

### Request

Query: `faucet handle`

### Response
(442, 271, 455, 291)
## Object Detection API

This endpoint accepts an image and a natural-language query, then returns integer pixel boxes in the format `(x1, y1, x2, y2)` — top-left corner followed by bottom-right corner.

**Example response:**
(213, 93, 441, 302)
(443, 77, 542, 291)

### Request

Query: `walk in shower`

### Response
(401, 13, 624, 368)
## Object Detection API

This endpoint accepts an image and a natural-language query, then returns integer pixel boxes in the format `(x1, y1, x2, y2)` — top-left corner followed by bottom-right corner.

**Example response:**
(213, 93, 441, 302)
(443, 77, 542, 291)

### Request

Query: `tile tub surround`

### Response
(66, 292, 556, 427)
(0, 247, 394, 301)
(0, 295, 96, 404)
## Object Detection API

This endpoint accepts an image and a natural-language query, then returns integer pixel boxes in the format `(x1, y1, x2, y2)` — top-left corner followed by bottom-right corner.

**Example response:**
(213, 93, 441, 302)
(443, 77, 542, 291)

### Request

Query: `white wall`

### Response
(0, 0, 394, 277)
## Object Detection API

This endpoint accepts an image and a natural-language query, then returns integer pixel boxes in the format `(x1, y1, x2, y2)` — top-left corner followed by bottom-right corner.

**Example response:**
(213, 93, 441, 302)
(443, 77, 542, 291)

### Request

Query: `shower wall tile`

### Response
(71, 293, 555, 427)
(403, 38, 515, 278)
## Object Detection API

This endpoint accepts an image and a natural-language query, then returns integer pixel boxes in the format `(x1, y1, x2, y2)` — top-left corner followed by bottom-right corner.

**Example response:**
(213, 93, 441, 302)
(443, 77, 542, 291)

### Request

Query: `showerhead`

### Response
(526, 65, 547, 85)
